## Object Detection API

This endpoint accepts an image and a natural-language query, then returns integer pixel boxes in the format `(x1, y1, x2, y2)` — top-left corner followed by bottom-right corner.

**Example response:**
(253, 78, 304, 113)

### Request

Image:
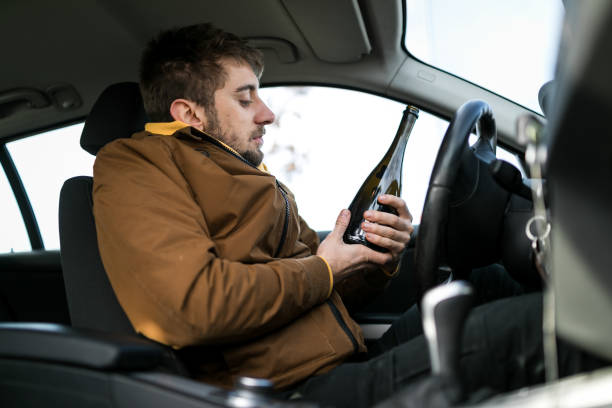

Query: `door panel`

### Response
(0, 250, 69, 324)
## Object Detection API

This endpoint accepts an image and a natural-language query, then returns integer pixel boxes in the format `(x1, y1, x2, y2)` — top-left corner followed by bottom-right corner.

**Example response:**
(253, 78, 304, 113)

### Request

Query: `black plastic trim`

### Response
(0, 322, 163, 371)
(0, 117, 85, 144)
(0, 144, 43, 249)
(353, 313, 400, 324)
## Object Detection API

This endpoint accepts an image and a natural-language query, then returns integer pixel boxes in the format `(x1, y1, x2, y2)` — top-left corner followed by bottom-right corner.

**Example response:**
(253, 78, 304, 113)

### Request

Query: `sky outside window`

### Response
(405, 0, 564, 113)
(7, 123, 93, 250)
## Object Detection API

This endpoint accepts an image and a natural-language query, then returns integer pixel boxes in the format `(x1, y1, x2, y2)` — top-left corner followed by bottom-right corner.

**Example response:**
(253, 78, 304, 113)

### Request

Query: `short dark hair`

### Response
(139, 23, 264, 122)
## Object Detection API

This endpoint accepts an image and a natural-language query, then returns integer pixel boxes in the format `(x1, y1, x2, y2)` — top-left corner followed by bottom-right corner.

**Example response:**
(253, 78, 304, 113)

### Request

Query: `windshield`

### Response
(404, 0, 564, 114)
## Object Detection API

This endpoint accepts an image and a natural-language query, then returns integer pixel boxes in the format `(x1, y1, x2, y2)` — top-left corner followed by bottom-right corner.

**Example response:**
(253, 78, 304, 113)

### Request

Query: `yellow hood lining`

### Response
(145, 121, 268, 172)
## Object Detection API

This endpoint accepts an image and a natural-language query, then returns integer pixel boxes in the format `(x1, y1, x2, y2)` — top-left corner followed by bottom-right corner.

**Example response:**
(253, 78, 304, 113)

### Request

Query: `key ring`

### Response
(525, 215, 551, 242)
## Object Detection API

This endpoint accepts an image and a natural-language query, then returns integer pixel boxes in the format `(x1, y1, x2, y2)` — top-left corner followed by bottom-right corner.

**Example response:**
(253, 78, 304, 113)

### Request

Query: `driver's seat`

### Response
(59, 82, 147, 334)
(1, 83, 281, 406)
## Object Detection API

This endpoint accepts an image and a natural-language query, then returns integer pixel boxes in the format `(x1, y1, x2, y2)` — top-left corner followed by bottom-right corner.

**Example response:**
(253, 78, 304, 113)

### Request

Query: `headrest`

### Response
(538, 80, 556, 117)
(80, 82, 148, 155)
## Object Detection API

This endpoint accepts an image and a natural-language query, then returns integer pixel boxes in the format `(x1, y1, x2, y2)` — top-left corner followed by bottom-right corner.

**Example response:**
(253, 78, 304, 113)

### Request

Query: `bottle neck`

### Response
(383, 107, 419, 166)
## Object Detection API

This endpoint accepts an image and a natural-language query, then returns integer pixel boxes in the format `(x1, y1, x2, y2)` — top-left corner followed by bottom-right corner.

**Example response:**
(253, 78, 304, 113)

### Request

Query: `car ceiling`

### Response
(0, 0, 535, 149)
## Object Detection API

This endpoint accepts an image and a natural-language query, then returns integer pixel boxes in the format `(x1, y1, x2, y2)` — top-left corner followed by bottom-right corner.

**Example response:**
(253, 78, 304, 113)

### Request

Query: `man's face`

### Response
(198, 59, 275, 166)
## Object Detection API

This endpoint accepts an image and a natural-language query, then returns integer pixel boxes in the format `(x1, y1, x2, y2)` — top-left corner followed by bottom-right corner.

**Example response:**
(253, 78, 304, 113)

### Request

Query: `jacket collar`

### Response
(145, 121, 189, 136)
(145, 121, 268, 172)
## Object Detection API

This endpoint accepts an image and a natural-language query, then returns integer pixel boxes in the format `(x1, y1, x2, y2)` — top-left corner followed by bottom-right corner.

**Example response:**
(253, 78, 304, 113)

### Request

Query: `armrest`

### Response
(0, 322, 163, 371)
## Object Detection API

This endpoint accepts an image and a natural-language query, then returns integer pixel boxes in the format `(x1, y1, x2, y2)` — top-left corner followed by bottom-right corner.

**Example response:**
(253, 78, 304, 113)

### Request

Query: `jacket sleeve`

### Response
(298, 216, 320, 255)
(92, 138, 332, 348)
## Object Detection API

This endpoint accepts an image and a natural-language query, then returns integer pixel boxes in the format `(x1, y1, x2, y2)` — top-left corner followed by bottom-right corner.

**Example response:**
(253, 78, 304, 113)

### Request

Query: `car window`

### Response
(0, 167, 30, 253)
(259, 86, 522, 231)
(6, 123, 94, 249)
(404, 0, 564, 113)
(1, 89, 523, 249)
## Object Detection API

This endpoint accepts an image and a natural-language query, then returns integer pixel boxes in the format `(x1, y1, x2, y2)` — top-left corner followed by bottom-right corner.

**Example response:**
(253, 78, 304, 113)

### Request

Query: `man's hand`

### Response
(361, 194, 414, 271)
(316, 195, 414, 285)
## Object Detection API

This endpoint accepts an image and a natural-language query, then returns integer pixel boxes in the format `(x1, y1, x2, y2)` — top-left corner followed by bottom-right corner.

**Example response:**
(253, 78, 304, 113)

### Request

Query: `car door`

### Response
(0, 122, 93, 324)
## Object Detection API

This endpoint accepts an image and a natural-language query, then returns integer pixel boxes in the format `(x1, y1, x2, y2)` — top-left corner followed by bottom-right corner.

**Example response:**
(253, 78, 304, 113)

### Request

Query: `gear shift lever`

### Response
(375, 282, 475, 407)
(421, 280, 474, 380)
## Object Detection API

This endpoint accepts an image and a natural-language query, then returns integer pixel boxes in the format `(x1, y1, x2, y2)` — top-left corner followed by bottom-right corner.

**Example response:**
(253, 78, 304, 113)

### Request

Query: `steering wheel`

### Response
(414, 100, 497, 301)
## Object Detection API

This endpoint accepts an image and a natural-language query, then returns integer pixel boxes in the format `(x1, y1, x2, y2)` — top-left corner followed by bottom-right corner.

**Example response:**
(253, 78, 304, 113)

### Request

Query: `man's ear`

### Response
(169, 99, 206, 130)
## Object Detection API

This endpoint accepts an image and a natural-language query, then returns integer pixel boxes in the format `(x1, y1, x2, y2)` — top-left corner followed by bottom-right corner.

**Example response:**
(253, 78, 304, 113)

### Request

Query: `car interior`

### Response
(1, 0, 612, 406)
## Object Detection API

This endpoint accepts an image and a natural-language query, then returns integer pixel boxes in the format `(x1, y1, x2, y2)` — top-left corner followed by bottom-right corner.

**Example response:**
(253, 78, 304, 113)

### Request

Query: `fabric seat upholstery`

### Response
(59, 82, 147, 334)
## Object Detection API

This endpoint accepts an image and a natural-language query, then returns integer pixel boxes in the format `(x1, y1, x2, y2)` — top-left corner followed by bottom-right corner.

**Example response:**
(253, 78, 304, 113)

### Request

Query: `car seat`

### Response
(59, 82, 146, 334)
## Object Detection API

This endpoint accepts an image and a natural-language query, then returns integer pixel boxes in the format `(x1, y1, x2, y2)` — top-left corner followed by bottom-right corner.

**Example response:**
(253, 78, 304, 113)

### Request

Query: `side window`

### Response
(6, 123, 94, 250)
(259, 86, 522, 230)
(0, 168, 30, 252)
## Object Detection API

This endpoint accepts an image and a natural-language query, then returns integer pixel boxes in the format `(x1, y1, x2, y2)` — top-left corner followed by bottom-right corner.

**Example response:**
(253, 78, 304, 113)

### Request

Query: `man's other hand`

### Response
(362, 194, 413, 269)
(317, 195, 413, 285)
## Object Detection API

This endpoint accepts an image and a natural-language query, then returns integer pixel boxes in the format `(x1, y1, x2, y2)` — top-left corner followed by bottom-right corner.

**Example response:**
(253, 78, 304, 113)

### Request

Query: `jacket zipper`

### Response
(199, 133, 256, 169)
(274, 182, 290, 258)
(326, 300, 359, 353)
(198, 133, 290, 258)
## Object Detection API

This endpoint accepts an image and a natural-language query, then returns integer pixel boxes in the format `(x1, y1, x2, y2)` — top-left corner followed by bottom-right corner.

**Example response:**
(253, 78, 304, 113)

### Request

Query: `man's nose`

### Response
(256, 100, 275, 125)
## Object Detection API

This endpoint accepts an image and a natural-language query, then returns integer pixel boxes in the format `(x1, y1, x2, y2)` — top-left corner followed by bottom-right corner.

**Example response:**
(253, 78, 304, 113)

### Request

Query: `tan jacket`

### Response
(93, 122, 367, 389)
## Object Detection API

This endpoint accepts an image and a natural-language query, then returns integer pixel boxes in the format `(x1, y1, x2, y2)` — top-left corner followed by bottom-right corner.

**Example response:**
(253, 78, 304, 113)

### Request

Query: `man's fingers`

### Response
(377, 194, 412, 221)
(364, 210, 414, 235)
(329, 209, 351, 239)
(361, 222, 411, 244)
(359, 246, 393, 265)
(364, 232, 405, 256)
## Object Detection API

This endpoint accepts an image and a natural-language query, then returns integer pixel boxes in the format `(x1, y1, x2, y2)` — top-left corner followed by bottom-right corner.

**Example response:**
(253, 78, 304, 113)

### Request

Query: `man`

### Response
(94, 20, 413, 393)
(92, 23, 604, 407)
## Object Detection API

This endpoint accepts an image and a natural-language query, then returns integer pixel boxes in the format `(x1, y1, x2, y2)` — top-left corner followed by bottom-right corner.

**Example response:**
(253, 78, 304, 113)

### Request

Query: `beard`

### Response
(204, 109, 265, 167)
(241, 127, 265, 166)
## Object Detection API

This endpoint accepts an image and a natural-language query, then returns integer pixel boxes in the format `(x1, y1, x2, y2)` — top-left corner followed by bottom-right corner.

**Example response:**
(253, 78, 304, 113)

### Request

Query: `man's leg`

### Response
(292, 293, 609, 408)
(368, 264, 525, 359)
(290, 294, 542, 407)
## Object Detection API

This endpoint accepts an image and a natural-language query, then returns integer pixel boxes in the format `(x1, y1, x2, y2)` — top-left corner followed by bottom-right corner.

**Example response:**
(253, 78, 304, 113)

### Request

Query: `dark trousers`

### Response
(290, 285, 608, 407)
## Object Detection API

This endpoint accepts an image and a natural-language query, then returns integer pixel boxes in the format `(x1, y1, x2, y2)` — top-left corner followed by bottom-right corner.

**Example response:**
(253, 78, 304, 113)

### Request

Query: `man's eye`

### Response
(239, 100, 253, 107)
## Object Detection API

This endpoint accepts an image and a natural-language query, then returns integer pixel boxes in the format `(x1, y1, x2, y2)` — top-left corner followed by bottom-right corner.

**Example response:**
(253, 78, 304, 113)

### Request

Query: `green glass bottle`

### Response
(343, 106, 419, 252)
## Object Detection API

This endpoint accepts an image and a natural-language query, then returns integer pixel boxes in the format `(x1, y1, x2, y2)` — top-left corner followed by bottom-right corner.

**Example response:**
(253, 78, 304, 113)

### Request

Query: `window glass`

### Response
(7, 123, 94, 249)
(0, 167, 30, 252)
(404, 0, 564, 113)
(259, 86, 521, 230)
